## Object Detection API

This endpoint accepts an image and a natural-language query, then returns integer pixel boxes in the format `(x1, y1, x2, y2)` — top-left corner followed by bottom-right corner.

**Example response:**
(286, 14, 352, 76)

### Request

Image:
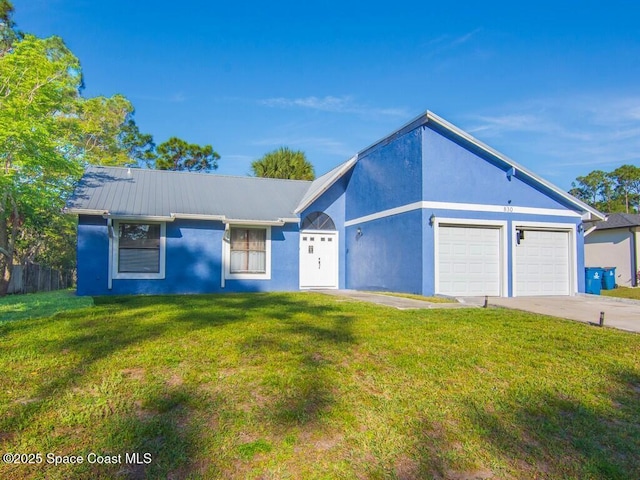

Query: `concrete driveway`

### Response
(468, 295, 640, 333)
(318, 290, 640, 333)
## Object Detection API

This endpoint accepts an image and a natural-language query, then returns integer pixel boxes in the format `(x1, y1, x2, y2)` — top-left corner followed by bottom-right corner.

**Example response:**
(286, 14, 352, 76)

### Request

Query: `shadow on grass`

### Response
(412, 369, 640, 479)
(0, 292, 356, 479)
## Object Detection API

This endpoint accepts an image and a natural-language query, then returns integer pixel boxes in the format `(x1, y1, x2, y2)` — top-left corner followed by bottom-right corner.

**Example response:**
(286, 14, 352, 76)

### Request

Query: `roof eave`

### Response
(294, 156, 358, 214)
(64, 207, 109, 216)
(223, 218, 297, 226)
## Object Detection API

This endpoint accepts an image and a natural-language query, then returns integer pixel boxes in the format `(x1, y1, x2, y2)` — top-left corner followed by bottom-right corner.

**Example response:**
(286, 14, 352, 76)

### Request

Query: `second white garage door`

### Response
(437, 225, 501, 296)
(514, 229, 570, 296)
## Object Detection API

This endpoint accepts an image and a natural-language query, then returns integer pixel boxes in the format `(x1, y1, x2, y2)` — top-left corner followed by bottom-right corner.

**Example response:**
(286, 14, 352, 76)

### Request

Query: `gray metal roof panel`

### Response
(593, 213, 640, 230)
(67, 166, 312, 222)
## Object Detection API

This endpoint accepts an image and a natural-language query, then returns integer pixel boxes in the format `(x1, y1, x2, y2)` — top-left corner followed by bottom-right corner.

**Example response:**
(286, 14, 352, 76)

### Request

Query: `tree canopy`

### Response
(570, 165, 640, 213)
(0, 0, 21, 55)
(0, 6, 154, 294)
(251, 147, 315, 180)
(155, 137, 220, 172)
(0, 2, 222, 294)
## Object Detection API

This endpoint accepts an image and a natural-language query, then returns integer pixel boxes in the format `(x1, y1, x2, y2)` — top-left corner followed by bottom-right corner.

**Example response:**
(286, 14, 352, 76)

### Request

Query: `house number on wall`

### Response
(503, 206, 514, 213)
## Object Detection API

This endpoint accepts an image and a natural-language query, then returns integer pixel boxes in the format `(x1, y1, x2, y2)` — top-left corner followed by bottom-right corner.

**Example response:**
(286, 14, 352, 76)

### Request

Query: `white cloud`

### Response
(462, 94, 640, 186)
(423, 28, 482, 59)
(467, 114, 548, 134)
(259, 95, 408, 118)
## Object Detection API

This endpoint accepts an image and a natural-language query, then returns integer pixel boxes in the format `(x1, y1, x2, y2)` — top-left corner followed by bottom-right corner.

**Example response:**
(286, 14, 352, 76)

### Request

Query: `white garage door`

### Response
(515, 229, 570, 296)
(437, 225, 501, 296)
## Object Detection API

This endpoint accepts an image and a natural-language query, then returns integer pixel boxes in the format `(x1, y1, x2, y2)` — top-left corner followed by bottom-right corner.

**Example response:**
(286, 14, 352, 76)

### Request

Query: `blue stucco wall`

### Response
(76, 216, 300, 295)
(343, 129, 423, 293)
(346, 209, 423, 293)
(346, 129, 422, 221)
(422, 125, 578, 210)
(340, 123, 585, 296)
(77, 216, 109, 296)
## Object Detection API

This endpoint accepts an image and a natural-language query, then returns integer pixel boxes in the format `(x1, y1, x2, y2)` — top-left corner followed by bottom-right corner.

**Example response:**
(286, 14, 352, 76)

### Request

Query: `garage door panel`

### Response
(515, 229, 570, 296)
(438, 225, 501, 296)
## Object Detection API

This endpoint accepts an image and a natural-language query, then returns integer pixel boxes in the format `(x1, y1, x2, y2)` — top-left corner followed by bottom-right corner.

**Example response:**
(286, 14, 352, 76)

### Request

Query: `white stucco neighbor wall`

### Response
(585, 229, 635, 286)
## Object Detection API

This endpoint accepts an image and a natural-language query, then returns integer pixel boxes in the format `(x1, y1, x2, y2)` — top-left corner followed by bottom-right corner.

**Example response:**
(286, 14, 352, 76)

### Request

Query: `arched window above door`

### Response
(301, 211, 336, 231)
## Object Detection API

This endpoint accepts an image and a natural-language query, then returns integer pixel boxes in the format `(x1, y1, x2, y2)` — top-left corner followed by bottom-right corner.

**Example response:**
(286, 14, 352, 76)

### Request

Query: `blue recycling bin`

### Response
(602, 267, 616, 290)
(585, 267, 603, 295)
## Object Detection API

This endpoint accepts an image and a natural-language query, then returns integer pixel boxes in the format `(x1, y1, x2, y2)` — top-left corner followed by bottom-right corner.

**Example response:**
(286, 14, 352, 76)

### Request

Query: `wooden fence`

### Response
(7, 264, 74, 294)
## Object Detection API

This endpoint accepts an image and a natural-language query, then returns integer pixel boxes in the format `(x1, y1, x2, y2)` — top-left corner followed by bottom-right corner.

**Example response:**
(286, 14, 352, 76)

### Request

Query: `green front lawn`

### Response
(1, 292, 639, 479)
(602, 286, 640, 300)
(0, 289, 93, 322)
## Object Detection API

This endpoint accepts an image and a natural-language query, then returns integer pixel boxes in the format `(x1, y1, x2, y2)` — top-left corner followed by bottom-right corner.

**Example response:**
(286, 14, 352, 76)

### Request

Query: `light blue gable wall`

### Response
(344, 130, 424, 292)
(77, 216, 299, 295)
(300, 171, 351, 288)
(346, 128, 422, 220)
(422, 125, 576, 210)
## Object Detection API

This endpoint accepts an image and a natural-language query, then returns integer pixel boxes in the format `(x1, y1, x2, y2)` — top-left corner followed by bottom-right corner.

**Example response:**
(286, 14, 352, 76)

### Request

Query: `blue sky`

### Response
(14, 0, 640, 189)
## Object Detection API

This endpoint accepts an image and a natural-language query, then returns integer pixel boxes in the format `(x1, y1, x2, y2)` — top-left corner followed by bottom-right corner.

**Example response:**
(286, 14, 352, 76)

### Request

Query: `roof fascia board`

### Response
(223, 218, 288, 226)
(357, 112, 430, 158)
(425, 111, 606, 221)
(64, 208, 109, 216)
(294, 156, 358, 214)
(107, 214, 176, 222)
(171, 213, 226, 221)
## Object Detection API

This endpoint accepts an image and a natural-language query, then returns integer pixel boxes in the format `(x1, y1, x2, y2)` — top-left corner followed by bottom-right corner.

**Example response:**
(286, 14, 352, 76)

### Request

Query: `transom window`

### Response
(230, 228, 267, 274)
(301, 211, 335, 231)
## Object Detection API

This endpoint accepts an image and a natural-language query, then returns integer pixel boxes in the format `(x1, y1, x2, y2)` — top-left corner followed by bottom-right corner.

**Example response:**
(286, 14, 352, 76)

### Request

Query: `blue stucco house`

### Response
(67, 111, 604, 297)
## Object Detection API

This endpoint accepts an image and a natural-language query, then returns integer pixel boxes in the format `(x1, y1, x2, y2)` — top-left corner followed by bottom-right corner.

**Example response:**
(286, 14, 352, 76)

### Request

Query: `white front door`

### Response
(515, 229, 570, 296)
(299, 231, 338, 289)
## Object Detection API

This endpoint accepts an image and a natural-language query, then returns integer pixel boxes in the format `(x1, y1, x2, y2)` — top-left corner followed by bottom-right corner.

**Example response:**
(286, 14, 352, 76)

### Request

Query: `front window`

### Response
(118, 223, 160, 273)
(113, 221, 166, 279)
(230, 228, 266, 273)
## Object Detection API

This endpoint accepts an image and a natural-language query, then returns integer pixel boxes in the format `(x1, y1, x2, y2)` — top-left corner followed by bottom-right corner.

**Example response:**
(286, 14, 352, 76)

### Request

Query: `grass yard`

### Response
(0, 289, 93, 322)
(1, 292, 639, 479)
(372, 292, 456, 303)
(602, 286, 640, 301)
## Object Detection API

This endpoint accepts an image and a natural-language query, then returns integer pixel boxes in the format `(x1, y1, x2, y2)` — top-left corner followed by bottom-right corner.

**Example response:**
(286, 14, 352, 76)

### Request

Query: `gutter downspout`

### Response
(633, 227, 639, 287)
(106, 218, 113, 290)
(221, 223, 230, 289)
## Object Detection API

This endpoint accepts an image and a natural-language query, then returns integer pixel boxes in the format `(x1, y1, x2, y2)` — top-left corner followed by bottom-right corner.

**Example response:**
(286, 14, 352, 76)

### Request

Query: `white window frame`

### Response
(224, 225, 272, 280)
(112, 221, 166, 280)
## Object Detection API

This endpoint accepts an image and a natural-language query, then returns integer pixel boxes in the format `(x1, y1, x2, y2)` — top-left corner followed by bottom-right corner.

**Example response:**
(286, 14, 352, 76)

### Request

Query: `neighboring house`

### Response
(66, 111, 604, 297)
(584, 213, 640, 287)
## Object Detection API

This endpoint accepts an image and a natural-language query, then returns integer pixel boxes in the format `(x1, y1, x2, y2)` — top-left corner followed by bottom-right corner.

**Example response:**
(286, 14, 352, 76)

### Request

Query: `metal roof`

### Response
(66, 166, 312, 223)
(592, 213, 640, 230)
